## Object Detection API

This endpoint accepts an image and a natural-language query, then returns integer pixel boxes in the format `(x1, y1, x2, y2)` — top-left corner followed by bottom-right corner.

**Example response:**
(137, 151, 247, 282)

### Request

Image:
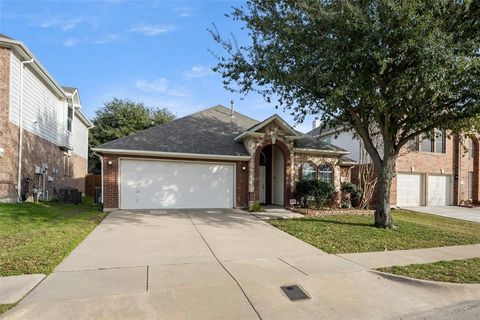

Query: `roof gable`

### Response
(235, 114, 300, 141)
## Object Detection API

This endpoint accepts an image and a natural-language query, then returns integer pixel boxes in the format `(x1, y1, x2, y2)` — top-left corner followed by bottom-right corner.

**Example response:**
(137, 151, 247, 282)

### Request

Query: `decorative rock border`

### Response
(290, 207, 374, 216)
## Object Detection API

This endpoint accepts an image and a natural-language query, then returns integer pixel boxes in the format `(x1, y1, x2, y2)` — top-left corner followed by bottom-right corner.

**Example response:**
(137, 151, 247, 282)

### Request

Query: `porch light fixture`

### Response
(0, 147, 4, 157)
(270, 129, 278, 144)
(108, 161, 113, 165)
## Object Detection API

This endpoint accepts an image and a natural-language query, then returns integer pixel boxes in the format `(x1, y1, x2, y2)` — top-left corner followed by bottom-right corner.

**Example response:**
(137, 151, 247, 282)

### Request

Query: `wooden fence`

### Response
(85, 174, 101, 197)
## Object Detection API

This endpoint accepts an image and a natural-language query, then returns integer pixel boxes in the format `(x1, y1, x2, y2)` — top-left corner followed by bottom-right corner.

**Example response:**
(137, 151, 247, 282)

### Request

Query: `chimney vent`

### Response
(230, 100, 234, 117)
(312, 117, 321, 130)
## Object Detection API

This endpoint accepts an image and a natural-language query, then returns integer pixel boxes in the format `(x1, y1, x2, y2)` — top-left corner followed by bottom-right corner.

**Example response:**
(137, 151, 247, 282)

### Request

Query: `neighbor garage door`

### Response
(428, 175, 452, 206)
(397, 173, 423, 206)
(119, 159, 235, 209)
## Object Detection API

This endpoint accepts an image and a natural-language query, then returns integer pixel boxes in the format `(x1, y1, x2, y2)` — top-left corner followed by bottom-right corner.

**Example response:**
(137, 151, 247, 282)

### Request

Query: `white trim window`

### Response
(67, 98, 74, 133)
(319, 163, 333, 184)
(301, 163, 317, 180)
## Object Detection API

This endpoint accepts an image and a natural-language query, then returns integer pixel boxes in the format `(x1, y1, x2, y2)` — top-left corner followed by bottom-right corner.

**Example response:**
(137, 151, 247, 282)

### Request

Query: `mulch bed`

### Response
(291, 207, 374, 216)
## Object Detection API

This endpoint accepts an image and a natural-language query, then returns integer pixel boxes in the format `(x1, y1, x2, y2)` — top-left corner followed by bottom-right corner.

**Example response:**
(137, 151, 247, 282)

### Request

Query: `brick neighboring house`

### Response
(308, 120, 479, 207)
(0, 34, 92, 202)
(92, 105, 356, 211)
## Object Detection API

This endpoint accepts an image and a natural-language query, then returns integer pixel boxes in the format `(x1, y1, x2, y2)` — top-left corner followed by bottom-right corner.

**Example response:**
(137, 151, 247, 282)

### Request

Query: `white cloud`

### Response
(135, 78, 169, 93)
(130, 25, 174, 36)
(92, 34, 120, 44)
(40, 17, 82, 31)
(167, 87, 190, 98)
(183, 65, 214, 79)
(174, 7, 195, 17)
(62, 38, 80, 47)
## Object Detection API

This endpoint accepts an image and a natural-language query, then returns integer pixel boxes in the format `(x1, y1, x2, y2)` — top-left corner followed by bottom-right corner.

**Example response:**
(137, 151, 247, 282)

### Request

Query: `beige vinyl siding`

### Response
(9, 51, 66, 146)
(72, 113, 89, 160)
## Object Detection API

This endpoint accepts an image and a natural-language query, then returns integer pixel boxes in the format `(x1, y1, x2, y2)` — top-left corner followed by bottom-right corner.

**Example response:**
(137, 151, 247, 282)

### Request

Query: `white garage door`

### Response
(428, 175, 452, 206)
(120, 159, 235, 209)
(397, 173, 423, 206)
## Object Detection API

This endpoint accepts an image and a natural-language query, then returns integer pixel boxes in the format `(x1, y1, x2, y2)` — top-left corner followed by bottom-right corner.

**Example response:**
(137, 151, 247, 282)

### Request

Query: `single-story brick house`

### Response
(92, 105, 355, 211)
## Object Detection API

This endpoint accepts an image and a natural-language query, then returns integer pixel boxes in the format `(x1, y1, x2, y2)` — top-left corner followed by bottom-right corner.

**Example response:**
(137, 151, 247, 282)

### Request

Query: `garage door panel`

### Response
(428, 175, 451, 206)
(397, 174, 423, 206)
(120, 160, 234, 209)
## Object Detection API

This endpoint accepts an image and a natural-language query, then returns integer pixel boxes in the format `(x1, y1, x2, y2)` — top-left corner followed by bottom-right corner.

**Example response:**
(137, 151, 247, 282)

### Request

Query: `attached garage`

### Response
(428, 175, 452, 206)
(119, 159, 235, 209)
(396, 173, 423, 206)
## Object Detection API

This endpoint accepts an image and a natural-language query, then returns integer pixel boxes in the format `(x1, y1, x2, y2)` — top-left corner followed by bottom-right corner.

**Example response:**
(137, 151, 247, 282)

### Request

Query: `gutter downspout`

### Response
(17, 58, 35, 202)
(457, 135, 462, 205)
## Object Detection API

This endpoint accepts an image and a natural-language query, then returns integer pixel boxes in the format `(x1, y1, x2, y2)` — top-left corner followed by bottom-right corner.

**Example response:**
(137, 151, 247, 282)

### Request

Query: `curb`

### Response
(369, 269, 480, 288)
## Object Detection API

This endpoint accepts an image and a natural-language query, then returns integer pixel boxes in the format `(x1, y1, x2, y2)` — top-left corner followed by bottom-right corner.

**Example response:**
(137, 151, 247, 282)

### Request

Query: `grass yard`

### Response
(0, 198, 106, 276)
(0, 304, 16, 315)
(269, 209, 480, 254)
(378, 258, 480, 283)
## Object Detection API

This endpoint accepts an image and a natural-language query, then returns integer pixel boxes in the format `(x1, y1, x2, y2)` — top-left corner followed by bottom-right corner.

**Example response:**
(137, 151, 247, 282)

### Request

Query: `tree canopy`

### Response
(212, 0, 480, 227)
(88, 98, 175, 173)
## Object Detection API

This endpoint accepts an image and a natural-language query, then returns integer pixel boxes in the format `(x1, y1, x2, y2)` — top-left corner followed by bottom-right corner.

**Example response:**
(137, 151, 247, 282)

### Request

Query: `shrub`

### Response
(341, 182, 363, 208)
(295, 179, 336, 209)
(249, 201, 265, 212)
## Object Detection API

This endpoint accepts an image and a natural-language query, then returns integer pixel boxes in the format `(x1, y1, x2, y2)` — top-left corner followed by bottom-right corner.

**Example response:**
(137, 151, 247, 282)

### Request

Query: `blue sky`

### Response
(0, 0, 316, 133)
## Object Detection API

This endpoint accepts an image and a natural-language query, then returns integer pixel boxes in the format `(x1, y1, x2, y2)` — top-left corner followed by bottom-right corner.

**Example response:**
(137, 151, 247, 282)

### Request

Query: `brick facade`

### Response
(350, 134, 480, 206)
(0, 47, 87, 202)
(253, 139, 292, 206)
(0, 47, 17, 201)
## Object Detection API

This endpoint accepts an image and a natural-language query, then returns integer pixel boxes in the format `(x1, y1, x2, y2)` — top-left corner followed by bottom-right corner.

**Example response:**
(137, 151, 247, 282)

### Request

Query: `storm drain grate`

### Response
(281, 285, 310, 301)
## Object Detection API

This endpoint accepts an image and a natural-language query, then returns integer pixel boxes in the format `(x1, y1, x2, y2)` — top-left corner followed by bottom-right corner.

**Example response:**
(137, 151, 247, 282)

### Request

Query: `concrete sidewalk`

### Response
(339, 244, 480, 268)
(401, 206, 480, 223)
(3, 209, 480, 320)
(0, 274, 45, 304)
(251, 206, 304, 220)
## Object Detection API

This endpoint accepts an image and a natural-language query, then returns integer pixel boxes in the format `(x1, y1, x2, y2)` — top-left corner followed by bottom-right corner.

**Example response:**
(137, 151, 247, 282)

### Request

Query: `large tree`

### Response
(89, 98, 175, 173)
(211, 0, 480, 227)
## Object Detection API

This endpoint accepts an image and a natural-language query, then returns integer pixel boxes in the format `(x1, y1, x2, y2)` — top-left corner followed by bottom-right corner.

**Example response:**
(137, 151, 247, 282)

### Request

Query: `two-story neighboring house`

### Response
(308, 119, 479, 207)
(0, 33, 92, 202)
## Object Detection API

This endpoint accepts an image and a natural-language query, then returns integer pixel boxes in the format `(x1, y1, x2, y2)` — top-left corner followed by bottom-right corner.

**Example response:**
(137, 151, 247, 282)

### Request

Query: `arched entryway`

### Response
(254, 141, 291, 206)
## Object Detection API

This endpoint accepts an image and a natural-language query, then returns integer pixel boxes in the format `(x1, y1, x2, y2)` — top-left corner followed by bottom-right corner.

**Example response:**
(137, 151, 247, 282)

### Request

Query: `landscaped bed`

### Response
(269, 209, 480, 254)
(377, 258, 480, 283)
(0, 198, 106, 276)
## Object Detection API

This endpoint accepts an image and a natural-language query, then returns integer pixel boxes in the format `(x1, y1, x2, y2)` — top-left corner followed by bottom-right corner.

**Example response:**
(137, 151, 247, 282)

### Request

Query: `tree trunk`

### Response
(374, 157, 396, 228)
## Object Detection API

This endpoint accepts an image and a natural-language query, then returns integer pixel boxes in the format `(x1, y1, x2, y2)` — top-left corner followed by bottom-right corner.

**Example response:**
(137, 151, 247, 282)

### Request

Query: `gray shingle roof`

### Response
(294, 136, 348, 153)
(339, 155, 357, 166)
(95, 105, 351, 157)
(307, 123, 344, 136)
(96, 105, 259, 156)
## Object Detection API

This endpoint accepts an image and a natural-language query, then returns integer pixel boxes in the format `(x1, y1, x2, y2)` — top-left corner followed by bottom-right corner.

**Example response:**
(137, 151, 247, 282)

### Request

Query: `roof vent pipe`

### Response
(230, 100, 234, 118)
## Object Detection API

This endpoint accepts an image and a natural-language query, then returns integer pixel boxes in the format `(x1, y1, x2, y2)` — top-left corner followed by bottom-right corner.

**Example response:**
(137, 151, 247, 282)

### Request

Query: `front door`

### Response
(259, 166, 266, 204)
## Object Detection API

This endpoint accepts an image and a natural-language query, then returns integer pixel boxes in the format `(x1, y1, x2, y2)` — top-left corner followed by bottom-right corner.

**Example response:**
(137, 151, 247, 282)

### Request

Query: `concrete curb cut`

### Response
(369, 269, 480, 288)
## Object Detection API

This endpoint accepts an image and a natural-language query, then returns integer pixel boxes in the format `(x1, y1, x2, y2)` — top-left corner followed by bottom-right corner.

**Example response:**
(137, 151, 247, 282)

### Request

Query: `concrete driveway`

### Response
(3, 209, 480, 320)
(401, 206, 480, 223)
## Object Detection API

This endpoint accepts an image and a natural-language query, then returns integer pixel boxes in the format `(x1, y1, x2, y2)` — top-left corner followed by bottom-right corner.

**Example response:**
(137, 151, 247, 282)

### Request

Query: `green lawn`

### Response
(0, 199, 106, 276)
(0, 304, 16, 315)
(269, 209, 480, 254)
(378, 258, 480, 283)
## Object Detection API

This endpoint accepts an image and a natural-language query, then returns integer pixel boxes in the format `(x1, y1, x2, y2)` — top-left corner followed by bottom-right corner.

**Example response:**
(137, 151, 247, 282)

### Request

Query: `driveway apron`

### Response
(3, 209, 480, 320)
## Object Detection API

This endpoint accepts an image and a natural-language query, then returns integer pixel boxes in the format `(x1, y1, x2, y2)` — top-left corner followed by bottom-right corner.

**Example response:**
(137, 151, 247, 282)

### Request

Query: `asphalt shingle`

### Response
(96, 105, 350, 157)
(96, 105, 259, 156)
